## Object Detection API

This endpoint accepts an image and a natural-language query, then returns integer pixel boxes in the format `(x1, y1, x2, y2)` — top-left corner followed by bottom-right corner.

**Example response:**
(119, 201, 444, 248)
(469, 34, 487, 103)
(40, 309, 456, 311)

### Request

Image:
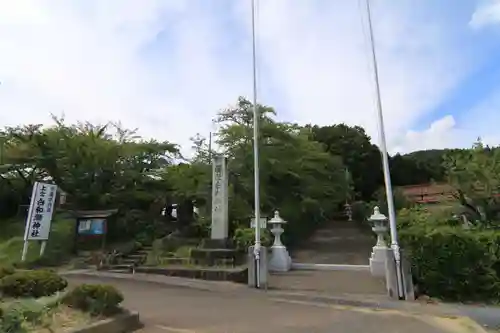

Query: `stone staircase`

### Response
(269, 219, 386, 295)
(101, 245, 152, 273)
(292, 219, 375, 265)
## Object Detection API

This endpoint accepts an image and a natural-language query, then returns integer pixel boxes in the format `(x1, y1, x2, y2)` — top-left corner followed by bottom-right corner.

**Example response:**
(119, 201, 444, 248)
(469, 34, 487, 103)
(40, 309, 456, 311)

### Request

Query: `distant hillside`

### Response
(399, 183, 455, 204)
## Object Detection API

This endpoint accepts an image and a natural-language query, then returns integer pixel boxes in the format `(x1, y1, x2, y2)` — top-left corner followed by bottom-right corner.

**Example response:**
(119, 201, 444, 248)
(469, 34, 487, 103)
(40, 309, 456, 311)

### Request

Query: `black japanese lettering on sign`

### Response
(46, 188, 55, 213)
(30, 184, 50, 238)
(214, 165, 222, 196)
(40, 185, 47, 197)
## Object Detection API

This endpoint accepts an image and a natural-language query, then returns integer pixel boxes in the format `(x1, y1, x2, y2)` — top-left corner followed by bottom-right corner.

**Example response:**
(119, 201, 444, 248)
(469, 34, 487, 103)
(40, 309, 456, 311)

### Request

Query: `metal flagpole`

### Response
(364, 0, 404, 298)
(250, 0, 262, 288)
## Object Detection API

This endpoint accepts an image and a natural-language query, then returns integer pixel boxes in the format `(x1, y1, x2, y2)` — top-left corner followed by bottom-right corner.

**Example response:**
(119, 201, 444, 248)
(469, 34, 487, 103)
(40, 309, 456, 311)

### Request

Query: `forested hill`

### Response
(308, 123, 465, 199)
(391, 149, 456, 186)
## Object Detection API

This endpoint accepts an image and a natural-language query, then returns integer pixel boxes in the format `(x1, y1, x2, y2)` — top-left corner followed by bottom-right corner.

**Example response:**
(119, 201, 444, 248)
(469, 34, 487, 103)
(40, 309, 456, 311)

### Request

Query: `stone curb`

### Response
(61, 270, 247, 293)
(68, 310, 143, 333)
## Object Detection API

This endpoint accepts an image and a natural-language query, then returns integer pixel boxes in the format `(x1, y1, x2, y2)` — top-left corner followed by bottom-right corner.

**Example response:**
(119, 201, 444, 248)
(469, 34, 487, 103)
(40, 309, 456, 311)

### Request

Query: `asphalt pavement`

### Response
(65, 273, 490, 333)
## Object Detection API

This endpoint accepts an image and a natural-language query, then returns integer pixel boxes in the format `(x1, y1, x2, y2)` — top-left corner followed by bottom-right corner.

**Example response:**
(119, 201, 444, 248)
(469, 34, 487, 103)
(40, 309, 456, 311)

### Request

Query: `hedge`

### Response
(400, 225, 500, 301)
(63, 284, 124, 316)
(0, 269, 68, 298)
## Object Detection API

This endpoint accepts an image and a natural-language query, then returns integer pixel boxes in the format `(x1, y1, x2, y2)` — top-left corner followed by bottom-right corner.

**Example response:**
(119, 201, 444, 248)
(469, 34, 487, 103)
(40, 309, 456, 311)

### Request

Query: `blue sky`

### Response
(0, 0, 500, 155)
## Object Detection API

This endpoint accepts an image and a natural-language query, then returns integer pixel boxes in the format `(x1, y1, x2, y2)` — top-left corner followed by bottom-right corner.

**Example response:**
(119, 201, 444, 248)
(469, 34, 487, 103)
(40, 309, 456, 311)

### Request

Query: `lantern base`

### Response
(269, 245, 292, 272)
(369, 245, 388, 277)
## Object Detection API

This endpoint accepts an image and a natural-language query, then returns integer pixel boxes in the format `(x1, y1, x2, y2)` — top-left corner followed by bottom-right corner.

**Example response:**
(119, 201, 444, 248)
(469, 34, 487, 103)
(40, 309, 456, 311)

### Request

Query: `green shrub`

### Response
(63, 284, 123, 316)
(397, 206, 460, 229)
(0, 266, 15, 279)
(184, 218, 211, 239)
(233, 228, 272, 251)
(400, 226, 500, 301)
(0, 270, 68, 298)
(0, 305, 25, 333)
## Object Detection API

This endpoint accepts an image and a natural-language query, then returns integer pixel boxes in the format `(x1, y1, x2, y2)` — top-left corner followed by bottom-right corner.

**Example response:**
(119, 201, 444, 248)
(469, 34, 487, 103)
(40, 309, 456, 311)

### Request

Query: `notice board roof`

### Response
(71, 209, 118, 219)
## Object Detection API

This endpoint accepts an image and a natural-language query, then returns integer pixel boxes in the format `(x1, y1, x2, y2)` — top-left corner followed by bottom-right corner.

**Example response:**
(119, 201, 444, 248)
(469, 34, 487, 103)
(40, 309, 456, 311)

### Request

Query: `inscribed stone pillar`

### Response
(211, 155, 229, 241)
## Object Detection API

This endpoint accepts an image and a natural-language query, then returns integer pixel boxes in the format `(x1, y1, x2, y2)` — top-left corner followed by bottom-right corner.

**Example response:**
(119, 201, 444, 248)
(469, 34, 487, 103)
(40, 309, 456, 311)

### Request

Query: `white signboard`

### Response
(23, 182, 58, 241)
(250, 217, 267, 229)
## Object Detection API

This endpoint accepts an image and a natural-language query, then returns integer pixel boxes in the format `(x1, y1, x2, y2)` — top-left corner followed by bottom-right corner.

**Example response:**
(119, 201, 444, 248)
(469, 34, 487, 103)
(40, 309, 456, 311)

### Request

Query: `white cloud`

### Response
(395, 89, 500, 152)
(231, 0, 482, 149)
(0, 0, 250, 155)
(393, 115, 458, 153)
(470, 0, 500, 28)
(0, 0, 494, 156)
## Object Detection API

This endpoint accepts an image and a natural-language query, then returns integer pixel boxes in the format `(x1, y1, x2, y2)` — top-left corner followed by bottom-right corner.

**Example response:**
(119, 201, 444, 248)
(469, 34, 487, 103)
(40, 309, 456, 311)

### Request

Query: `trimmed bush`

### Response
(0, 270, 68, 298)
(63, 284, 123, 316)
(0, 266, 15, 279)
(400, 225, 500, 301)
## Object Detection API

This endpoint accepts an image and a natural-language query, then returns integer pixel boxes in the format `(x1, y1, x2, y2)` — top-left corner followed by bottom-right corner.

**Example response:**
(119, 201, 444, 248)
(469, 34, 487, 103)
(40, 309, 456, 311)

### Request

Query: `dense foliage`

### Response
(401, 224, 500, 301)
(233, 227, 272, 251)
(0, 269, 67, 298)
(0, 97, 466, 264)
(397, 141, 500, 301)
(63, 284, 124, 316)
(444, 140, 500, 225)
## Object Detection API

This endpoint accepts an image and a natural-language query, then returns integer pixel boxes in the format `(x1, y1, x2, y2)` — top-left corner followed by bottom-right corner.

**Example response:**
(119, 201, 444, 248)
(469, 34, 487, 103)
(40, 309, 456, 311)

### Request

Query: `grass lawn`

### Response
(0, 213, 75, 267)
(24, 305, 94, 333)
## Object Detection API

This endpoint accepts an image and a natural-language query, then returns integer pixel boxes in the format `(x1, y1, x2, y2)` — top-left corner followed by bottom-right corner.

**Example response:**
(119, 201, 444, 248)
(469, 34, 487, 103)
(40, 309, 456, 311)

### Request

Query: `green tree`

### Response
(2, 117, 178, 211)
(309, 124, 383, 200)
(444, 139, 500, 224)
(215, 97, 348, 244)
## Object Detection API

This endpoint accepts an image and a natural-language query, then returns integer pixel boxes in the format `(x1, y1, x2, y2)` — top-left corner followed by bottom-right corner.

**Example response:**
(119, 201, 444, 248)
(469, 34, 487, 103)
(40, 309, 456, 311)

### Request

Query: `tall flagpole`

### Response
(250, 0, 262, 288)
(364, 0, 404, 298)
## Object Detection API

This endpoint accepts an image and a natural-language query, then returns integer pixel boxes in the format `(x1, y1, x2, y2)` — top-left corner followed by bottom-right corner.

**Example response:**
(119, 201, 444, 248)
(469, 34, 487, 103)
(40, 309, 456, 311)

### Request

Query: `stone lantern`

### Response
(344, 203, 353, 221)
(369, 206, 389, 277)
(268, 210, 292, 272)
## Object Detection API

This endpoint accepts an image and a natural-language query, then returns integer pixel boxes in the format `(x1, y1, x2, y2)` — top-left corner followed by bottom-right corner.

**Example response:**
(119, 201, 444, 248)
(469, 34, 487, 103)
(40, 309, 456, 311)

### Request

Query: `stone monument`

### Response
(210, 154, 229, 246)
(191, 154, 236, 265)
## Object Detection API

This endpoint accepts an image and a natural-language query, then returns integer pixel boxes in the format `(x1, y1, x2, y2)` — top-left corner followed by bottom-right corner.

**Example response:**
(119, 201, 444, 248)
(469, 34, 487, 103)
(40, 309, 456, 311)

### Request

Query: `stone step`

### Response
(190, 248, 241, 266)
(107, 269, 133, 274)
(109, 263, 134, 270)
(313, 228, 373, 237)
(128, 253, 148, 259)
(268, 270, 386, 295)
(134, 266, 247, 283)
(133, 251, 150, 257)
(121, 258, 141, 265)
(292, 251, 371, 265)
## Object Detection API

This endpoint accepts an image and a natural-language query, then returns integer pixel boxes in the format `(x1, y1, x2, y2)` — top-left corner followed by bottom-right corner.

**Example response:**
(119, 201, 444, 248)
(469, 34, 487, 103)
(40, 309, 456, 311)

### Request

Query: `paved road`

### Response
(66, 275, 488, 333)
